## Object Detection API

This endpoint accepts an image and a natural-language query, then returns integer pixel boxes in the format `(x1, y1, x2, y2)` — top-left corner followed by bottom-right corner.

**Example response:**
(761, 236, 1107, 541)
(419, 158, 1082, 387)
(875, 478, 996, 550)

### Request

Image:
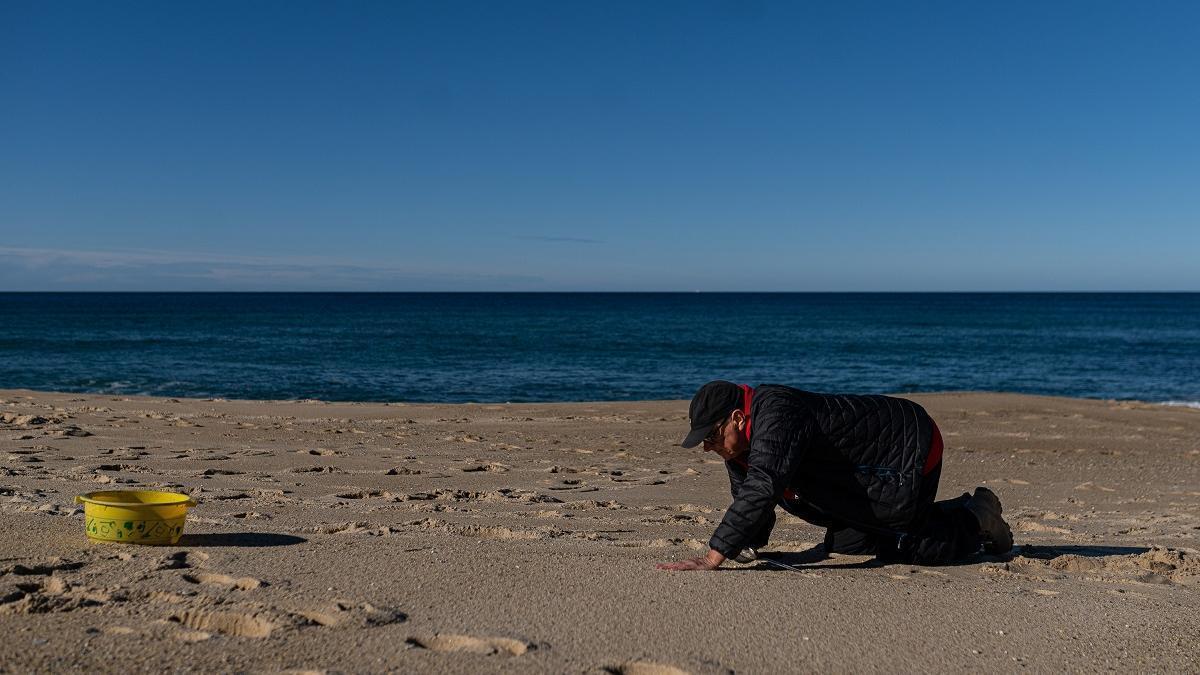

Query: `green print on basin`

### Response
(86, 517, 186, 543)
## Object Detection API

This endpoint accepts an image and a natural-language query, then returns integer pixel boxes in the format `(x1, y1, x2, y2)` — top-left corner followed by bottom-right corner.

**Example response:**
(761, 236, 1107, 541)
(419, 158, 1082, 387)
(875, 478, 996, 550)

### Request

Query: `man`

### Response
(657, 381, 1013, 571)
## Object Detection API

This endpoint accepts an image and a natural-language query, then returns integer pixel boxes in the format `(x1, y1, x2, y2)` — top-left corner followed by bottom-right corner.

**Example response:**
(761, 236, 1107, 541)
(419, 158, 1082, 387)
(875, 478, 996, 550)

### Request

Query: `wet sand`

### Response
(2, 389, 1198, 673)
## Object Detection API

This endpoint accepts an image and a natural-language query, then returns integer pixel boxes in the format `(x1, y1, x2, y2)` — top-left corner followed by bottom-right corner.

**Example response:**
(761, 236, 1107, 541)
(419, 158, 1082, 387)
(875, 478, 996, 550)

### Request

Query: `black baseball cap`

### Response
(681, 380, 743, 448)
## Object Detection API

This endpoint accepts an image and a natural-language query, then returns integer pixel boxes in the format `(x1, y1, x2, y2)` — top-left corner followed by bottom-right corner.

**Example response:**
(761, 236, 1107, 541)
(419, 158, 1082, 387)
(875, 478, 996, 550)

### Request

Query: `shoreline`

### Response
(2, 388, 1197, 672)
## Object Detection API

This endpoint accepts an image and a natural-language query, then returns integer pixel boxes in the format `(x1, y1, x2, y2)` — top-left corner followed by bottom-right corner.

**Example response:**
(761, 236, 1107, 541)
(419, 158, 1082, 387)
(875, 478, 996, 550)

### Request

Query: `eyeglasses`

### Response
(703, 416, 729, 445)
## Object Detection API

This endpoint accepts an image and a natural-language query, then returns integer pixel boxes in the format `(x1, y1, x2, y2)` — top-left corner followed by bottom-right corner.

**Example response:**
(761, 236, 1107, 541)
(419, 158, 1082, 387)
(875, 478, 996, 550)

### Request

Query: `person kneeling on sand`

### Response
(657, 381, 1013, 571)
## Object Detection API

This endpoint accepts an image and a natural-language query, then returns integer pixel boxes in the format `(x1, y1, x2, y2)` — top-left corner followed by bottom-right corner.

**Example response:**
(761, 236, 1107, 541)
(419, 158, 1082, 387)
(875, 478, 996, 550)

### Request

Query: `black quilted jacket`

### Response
(709, 385, 936, 558)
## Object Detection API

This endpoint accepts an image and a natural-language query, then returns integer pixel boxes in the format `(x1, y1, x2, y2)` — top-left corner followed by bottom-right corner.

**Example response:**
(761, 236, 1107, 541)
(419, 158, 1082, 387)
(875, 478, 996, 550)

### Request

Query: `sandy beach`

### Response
(1, 389, 1197, 673)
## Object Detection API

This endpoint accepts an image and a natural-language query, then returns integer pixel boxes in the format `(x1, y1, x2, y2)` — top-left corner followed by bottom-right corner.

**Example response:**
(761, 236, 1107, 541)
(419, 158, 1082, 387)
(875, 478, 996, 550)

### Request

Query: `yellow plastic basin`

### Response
(75, 490, 198, 545)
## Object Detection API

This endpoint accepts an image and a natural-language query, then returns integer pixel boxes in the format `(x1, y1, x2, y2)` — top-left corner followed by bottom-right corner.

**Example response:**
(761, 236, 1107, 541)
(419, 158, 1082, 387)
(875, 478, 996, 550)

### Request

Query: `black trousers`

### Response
(890, 462, 983, 565)
(780, 463, 983, 565)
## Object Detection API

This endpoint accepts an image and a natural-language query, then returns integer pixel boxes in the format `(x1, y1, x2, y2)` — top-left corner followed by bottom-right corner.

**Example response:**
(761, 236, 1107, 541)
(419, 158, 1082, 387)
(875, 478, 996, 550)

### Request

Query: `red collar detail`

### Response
(739, 384, 753, 441)
(730, 385, 755, 471)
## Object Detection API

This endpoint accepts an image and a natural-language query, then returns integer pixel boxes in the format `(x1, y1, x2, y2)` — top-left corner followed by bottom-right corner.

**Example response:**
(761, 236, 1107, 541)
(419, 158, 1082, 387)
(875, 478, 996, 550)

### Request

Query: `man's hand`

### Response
(656, 549, 726, 571)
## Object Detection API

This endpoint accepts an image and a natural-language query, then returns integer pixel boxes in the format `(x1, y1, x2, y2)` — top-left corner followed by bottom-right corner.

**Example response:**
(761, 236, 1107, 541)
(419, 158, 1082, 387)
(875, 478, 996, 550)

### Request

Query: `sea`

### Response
(1, 293, 1197, 406)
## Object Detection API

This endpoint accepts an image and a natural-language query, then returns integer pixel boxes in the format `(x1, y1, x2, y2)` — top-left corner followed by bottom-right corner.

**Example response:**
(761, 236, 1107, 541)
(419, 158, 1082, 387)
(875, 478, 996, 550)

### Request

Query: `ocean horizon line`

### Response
(3, 290, 1199, 295)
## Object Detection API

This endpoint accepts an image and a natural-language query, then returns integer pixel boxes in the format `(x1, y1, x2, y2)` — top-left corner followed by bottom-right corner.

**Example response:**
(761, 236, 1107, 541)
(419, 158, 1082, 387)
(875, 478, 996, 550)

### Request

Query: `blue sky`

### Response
(2, 1, 1197, 291)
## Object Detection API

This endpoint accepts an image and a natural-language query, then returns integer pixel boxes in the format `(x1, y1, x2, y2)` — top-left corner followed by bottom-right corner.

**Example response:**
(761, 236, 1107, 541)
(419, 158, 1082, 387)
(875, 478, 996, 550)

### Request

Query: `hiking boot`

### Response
(733, 547, 758, 564)
(964, 487, 1013, 555)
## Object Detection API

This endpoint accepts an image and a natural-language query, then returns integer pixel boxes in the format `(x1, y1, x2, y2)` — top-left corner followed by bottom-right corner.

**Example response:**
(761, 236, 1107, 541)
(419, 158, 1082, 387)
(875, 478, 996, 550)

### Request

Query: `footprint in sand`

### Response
(982, 546, 1199, 586)
(640, 514, 711, 526)
(1, 558, 87, 576)
(0, 567, 116, 615)
(182, 571, 265, 591)
(406, 634, 532, 656)
(93, 463, 151, 474)
(49, 426, 93, 438)
(600, 660, 693, 675)
(312, 521, 376, 535)
(199, 468, 244, 476)
(230, 511, 272, 520)
(206, 491, 254, 501)
(288, 466, 346, 474)
(546, 479, 598, 492)
(155, 550, 209, 570)
(0, 413, 52, 426)
(168, 609, 276, 638)
(296, 601, 407, 628)
(461, 462, 509, 473)
(297, 448, 346, 457)
(332, 490, 400, 501)
(254, 488, 295, 503)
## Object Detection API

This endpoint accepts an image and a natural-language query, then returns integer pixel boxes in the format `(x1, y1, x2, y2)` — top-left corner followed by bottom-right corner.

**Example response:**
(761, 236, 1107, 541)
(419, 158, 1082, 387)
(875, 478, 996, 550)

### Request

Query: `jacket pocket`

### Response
(855, 464, 906, 487)
(853, 464, 917, 527)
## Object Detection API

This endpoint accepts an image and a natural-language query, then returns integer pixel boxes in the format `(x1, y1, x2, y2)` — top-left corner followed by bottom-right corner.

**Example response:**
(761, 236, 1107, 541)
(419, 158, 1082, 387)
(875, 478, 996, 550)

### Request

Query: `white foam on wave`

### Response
(1159, 401, 1200, 410)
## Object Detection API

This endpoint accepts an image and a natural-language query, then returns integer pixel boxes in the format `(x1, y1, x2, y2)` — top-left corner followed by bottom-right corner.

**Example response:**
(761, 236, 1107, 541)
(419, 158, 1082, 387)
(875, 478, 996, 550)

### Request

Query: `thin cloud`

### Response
(0, 246, 346, 268)
(511, 235, 604, 244)
(0, 246, 544, 291)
